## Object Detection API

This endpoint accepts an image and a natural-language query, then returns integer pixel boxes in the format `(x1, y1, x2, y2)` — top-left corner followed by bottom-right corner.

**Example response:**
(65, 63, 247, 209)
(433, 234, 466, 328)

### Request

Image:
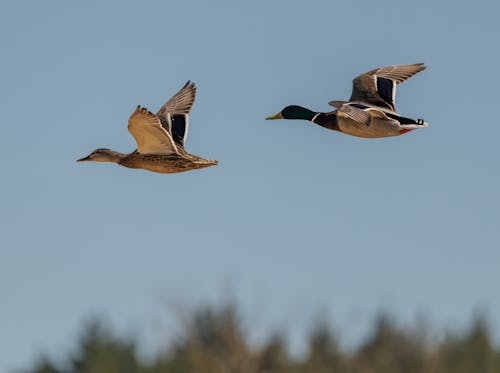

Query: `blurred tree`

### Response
(171, 304, 258, 373)
(27, 356, 60, 373)
(438, 314, 499, 373)
(353, 314, 427, 373)
(301, 321, 344, 373)
(68, 319, 140, 373)
(258, 333, 290, 373)
(20, 306, 500, 373)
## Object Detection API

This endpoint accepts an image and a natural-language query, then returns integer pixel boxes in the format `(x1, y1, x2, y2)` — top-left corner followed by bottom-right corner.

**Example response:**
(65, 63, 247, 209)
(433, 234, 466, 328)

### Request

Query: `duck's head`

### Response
(77, 148, 122, 163)
(266, 105, 318, 121)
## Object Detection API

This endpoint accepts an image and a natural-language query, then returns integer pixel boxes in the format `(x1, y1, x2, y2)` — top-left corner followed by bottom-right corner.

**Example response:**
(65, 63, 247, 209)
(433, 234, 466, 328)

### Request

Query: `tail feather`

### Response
(401, 118, 428, 129)
(385, 112, 429, 128)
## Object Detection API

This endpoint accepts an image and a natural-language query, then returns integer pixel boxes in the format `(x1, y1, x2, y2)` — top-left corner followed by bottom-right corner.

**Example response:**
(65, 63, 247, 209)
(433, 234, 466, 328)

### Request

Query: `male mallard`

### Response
(266, 63, 428, 138)
(78, 82, 217, 174)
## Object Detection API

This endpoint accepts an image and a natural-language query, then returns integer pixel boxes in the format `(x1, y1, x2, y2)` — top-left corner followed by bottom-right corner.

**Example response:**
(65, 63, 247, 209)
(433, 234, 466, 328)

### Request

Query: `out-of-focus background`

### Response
(2, 0, 500, 372)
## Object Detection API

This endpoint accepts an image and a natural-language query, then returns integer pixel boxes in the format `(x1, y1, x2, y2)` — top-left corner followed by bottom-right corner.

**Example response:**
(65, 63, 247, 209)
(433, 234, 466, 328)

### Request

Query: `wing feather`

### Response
(328, 100, 347, 109)
(156, 81, 196, 148)
(338, 104, 371, 125)
(349, 63, 426, 110)
(157, 81, 196, 117)
(128, 106, 178, 154)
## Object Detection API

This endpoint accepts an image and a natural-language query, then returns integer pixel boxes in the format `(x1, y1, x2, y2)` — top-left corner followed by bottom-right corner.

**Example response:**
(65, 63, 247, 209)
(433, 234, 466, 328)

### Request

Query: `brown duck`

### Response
(77, 82, 217, 174)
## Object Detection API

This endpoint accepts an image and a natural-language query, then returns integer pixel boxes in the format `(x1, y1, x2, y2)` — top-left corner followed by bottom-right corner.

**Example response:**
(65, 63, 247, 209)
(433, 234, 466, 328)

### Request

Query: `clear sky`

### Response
(2, 0, 500, 371)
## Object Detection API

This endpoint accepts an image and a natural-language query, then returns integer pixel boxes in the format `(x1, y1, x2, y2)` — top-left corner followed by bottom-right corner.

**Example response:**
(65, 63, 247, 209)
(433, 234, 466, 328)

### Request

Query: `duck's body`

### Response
(78, 82, 217, 174)
(267, 64, 428, 138)
(118, 150, 217, 174)
(312, 103, 426, 138)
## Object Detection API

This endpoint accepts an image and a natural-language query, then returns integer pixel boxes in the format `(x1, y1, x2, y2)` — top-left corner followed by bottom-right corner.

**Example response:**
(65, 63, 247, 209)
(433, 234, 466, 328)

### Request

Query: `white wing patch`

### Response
(165, 113, 173, 134)
(128, 106, 178, 155)
(183, 114, 189, 145)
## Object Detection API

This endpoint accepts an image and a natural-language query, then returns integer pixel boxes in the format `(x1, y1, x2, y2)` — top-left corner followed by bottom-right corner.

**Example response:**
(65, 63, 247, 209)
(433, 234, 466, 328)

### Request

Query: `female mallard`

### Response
(266, 63, 428, 138)
(78, 82, 217, 174)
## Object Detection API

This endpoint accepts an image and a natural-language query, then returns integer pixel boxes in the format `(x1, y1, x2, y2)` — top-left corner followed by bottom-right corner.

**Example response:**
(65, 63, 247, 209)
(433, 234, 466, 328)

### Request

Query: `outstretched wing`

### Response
(349, 63, 426, 111)
(156, 81, 196, 148)
(128, 106, 178, 154)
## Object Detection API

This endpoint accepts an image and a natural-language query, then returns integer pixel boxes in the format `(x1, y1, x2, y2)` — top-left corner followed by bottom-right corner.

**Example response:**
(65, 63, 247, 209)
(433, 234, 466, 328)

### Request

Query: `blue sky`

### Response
(2, 0, 500, 370)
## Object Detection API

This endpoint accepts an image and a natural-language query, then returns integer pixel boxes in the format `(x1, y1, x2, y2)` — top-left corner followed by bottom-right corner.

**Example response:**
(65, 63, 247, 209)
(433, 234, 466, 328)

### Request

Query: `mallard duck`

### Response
(266, 63, 428, 138)
(77, 82, 217, 174)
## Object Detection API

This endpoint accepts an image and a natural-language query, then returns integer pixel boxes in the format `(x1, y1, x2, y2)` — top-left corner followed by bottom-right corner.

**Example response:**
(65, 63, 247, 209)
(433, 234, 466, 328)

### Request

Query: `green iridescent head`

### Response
(266, 105, 317, 121)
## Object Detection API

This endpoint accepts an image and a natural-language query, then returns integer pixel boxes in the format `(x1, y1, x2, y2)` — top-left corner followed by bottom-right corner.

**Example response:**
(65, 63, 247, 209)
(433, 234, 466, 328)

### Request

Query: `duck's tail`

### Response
(386, 112, 429, 129)
(400, 118, 429, 130)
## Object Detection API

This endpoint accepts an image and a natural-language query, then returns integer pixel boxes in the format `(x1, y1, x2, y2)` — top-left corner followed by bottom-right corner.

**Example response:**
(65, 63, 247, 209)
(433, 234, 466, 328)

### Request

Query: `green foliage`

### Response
(258, 333, 289, 373)
(353, 315, 428, 373)
(23, 307, 500, 373)
(437, 315, 500, 373)
(28, 357, 60, 373)
(69, 320, 140, 373)
(301, 321, 343, 373)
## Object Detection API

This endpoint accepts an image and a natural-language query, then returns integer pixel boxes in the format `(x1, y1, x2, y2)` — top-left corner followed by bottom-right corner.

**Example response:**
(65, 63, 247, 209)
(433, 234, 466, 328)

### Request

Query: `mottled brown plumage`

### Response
(118, 150, 217, 174)
(78, 81, 217, 174)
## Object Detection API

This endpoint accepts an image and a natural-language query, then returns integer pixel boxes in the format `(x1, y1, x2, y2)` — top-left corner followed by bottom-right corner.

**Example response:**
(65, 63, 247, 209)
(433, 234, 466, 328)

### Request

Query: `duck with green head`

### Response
(266, 63, 429, 138)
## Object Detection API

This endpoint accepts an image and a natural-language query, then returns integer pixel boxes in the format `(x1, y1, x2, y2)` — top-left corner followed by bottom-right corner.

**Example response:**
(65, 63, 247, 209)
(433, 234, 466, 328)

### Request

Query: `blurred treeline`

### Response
(25, 304, 500, 373)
